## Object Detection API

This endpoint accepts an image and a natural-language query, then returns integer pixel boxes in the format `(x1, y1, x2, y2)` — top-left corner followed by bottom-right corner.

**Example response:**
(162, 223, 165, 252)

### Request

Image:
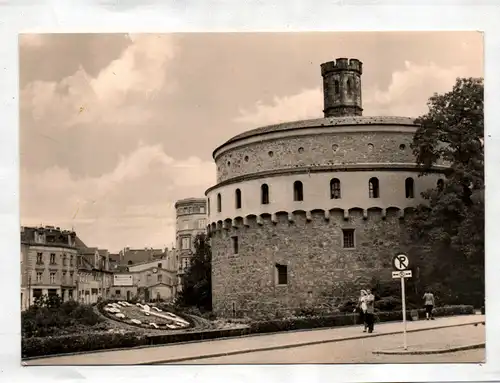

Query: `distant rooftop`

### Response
(174, 197, 207, 208)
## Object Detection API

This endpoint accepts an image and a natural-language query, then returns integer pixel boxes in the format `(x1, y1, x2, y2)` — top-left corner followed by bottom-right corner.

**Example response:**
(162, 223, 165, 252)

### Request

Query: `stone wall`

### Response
(210, 208, 412, 319)
(216, 130, 416, 183)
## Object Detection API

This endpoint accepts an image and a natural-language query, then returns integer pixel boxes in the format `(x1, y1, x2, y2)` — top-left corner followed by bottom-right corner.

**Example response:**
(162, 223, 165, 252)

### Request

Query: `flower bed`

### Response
(97, 300, 194, 331)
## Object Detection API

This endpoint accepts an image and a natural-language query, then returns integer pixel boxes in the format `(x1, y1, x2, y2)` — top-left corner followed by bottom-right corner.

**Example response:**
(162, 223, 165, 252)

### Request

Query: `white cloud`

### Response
(21, 34, 176, 127)
(234, 88, 323, 126)
(233, 61, 473, 125)
(21, 143, 215, 251)
(363, 61, 469, 117)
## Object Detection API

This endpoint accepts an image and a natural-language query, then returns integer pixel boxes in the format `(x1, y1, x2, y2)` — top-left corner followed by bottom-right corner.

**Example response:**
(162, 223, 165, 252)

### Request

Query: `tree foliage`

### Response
(408, 77, 484, 306)
(176, 233, 212, 311)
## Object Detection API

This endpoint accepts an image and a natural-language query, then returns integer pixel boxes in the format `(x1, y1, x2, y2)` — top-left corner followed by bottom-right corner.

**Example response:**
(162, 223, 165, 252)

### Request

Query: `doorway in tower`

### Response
(126, 291, 131, 301)
(145, 288, 150, 302)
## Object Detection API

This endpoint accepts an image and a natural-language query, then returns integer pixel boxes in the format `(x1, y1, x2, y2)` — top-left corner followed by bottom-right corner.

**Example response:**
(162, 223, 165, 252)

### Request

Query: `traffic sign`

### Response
(392, 270, 412, 279)
(392, 253, 410, 271)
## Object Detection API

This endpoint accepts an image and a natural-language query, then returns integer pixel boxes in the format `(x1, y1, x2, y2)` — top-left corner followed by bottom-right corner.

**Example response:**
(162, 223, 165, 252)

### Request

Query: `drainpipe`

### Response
(28, 275, 31, 309)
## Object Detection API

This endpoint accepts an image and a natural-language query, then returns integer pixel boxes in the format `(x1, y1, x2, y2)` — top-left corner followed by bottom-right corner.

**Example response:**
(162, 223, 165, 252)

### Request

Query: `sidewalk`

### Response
(24, 314, 484, 365)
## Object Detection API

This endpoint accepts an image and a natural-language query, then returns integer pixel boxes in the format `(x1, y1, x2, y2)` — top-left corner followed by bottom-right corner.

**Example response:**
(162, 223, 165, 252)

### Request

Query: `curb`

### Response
(22, 315, 483, 363)
(372, 342, 485, 355)
(141, 320, 484, 365)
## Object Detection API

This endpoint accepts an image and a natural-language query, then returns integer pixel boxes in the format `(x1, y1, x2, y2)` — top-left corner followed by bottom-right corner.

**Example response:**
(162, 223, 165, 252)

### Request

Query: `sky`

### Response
(19, 32, 483, 253)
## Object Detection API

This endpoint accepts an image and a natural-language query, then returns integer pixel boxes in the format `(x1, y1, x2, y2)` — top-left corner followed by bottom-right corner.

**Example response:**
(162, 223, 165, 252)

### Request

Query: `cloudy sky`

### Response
(19, 32, 483, 253)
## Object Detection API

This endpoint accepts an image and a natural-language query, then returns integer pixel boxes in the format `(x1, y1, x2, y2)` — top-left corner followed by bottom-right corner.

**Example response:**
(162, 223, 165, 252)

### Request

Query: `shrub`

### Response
(22, 327, 250, 358)
(22, 301, 103, 338)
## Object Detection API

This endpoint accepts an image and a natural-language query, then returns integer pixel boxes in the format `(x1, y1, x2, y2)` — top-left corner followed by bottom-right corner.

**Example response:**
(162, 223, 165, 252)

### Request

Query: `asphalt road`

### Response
(169, 325, 486, 364)
(25, 314, 484, 365)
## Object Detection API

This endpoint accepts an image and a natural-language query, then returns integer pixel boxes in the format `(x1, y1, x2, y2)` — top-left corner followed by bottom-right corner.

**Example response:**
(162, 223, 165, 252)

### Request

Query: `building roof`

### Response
(174, 198, 207, 208)
(79, 247, 98, 255)
(212, 115, 418, 159)
(20, 226, 77, 248)
(120, 248, 166, 265)
(74, 235, 88, 249)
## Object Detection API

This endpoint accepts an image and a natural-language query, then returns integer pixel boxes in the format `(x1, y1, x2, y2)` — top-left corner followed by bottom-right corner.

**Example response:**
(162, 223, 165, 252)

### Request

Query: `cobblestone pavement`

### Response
(171, 324, 485, 364)
(25, 314, 484, 365)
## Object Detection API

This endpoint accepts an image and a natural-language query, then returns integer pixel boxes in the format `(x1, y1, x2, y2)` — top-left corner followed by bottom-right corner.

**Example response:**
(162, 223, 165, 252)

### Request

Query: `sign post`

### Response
(392, 253, 411, 351)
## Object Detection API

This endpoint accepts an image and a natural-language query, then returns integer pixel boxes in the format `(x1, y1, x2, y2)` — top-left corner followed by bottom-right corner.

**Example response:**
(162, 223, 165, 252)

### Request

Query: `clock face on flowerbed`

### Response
(102, 301, 191, 330)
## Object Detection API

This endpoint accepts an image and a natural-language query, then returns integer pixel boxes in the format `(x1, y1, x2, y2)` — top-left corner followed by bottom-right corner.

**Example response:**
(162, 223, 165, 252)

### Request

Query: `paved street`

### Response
(25, 314, 484, 365)
(174, 325, 485, 364)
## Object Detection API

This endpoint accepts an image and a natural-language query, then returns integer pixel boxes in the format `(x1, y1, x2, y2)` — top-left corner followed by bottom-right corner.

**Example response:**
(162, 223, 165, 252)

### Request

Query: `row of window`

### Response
(34, 271, 67, 284)
(180, 219, 206, 230)
(36, 252, 74, 266)
(229, 228, 355, 259)
(211, 177, 425, 213)
(178, 206, 206, 215)
(224, 142, 408, 167)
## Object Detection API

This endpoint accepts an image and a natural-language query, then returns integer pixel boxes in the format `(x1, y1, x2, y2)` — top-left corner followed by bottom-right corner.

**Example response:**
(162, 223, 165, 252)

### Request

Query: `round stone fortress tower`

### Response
(205, 58, 447, 319)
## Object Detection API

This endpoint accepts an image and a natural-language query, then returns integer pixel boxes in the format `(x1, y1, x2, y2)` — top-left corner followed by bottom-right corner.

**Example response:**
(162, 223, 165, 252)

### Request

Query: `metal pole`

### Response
(401, 275, 407, 350)
(28, 276, 31, 309)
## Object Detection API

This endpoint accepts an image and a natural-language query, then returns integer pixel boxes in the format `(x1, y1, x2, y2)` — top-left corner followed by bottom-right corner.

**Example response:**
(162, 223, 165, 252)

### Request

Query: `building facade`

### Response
(77, 247, 114, 304)
(175, 198, 207, 284)
(21, 226, 79, 310)
(111, 256, 177, 302)
(205, 58, 448, 319)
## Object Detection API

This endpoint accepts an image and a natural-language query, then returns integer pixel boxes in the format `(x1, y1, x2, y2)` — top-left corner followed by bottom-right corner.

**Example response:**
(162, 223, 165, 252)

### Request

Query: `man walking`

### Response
(423, 290, 435, 320)
(364, 289, 376, 333)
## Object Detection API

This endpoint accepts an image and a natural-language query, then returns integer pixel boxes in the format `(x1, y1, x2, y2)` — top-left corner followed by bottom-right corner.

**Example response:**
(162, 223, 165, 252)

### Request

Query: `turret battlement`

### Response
(321, 58, 363, 76)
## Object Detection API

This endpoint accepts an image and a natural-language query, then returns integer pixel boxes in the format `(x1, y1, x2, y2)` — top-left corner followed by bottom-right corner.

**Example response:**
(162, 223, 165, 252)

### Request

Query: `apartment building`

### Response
(21, 226, 79, 310)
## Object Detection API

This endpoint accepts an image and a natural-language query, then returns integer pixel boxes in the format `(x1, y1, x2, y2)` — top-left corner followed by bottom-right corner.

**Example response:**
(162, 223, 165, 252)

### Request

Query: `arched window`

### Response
(293, 181, 304, 201)
(207, 198, 210, 215)
(235, 189, 242, 209)
(437, 179, 444, 192)
(217, 193, 222, 212)
(261, 184, 270, 205)
(347, 78, 353, 95)
(369, 177, 380, 198)
(334, 80, 340, 94)
(405, 178, 415, 198)
(330, 178, 341, 199)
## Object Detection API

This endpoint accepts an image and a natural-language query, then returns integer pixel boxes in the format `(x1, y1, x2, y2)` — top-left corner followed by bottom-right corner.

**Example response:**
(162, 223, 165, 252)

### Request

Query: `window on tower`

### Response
(405, 178, 415, 198)
(261, 184, 270, 205)
(276, 264, 288, 285)
(293, 181, 304, 201)
(369, 177, 380, 198)
(217, 193, 222, 212)
(235, 188, 242, 209)
(330, 178, 341, 199)
(347, 78, 353, 95)
(334, 79, 340, 94)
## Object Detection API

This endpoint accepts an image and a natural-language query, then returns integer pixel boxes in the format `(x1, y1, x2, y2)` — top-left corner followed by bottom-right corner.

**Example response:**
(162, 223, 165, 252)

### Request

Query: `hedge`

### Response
(22, 304, 474, 359)
(22, 327, 251, 358)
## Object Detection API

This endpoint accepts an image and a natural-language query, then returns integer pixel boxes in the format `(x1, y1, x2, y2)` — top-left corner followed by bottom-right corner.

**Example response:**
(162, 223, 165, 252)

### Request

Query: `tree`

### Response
(408, 77, 484, 306)
(176, 233, 212, 311)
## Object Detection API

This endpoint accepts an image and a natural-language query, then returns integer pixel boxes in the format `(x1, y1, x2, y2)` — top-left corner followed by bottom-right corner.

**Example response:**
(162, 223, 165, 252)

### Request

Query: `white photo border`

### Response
(1, 1, 498, 382)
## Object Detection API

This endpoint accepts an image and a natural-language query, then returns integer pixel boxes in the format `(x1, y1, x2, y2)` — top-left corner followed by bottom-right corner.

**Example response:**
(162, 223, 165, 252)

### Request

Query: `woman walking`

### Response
(364, 289, 376, 333)
(355, 289, 368, 332)
(423, 290, 435, 320)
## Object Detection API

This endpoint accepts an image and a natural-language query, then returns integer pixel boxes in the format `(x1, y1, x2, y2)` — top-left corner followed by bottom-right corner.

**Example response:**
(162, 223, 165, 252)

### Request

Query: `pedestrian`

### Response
(364, 289, 376, 333)
(353, 289, 368, 332)
(423, 290, 435, 320)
